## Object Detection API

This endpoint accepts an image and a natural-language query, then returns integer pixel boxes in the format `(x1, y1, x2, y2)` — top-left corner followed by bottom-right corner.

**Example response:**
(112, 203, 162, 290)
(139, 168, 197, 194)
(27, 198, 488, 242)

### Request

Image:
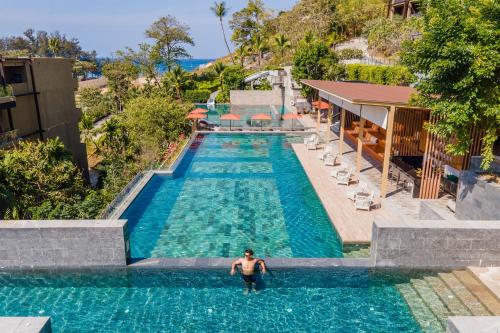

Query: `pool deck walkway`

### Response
(292, 142, 400, 245)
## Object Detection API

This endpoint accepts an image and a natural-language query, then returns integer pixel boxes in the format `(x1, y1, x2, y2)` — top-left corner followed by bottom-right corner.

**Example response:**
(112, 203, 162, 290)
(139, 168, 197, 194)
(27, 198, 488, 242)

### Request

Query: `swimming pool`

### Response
(121, 134, 342, 259)
(0, 268, 425, 332)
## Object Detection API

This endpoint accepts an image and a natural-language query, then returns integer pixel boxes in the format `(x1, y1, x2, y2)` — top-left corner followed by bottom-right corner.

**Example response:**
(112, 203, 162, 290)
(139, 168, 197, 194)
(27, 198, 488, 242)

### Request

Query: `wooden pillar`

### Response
(356, 117, 366, 174)
(380, 106, 396, 198)
(316, 103, 321, 133)
(326, 102, 333, 143)
(339, 108, 346, 162)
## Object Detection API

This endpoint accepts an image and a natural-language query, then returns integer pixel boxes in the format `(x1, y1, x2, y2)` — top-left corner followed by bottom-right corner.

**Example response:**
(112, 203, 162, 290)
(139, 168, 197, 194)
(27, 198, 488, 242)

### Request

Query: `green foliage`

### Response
(401, 0, 500, 170)
(121, 96, 191, 158)
(230, 0, 269, 47)
(217, 65, 246, 102)
(364, 16, 423, 57)
(183, 90, 212, 103)
(345, 64, 415, 85)
(274, 34, 291, 63)
(338, 48, 364, 60)
(211, 1, 235, 64)
(0, 139, 103, 219)
(163, 66, 191, 99)
(0, 84, 13, 98)
(292, 40, 345, 94)
(146, 16, 195, 72)
(78, 87, 116, 123)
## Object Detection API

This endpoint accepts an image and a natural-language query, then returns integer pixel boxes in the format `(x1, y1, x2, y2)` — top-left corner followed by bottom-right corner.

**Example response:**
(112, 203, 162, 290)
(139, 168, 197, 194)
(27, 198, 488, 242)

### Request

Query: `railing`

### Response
(0, 129, 18, 148)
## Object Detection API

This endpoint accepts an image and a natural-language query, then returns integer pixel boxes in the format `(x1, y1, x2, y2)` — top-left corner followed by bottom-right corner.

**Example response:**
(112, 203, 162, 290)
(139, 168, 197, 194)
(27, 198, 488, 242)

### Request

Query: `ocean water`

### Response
(0, 268, 423, 333)
(177, 58, 214, 72)
(121, 133, 343, 259)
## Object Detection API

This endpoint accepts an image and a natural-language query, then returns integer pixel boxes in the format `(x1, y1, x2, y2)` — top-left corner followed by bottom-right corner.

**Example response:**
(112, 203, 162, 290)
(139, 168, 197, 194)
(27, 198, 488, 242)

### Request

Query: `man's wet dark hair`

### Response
(244, 249, 254, 255)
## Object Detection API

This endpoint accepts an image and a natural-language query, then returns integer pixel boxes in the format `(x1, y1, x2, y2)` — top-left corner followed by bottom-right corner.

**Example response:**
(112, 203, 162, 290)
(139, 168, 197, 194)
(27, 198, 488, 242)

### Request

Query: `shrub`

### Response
(183, 90, 211, 103)
(345, 64, 415, 85)
(338, 48, 364, 60)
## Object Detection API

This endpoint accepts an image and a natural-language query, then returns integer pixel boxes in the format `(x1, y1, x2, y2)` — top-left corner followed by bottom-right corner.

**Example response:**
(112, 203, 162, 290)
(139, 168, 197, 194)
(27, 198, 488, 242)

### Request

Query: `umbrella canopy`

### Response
(312, 101, 330, 110)
(282, 113, 301, 120)
(251, 113, 272, 121)
(220, 113, 241, 121)
(191, 108, 209, 114)
(186, 113, 207, 120)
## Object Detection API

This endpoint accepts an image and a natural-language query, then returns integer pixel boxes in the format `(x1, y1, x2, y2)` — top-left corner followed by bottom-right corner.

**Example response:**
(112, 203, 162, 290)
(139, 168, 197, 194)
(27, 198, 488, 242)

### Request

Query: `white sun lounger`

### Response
(330, 163, 348, 179)
(317, 144, 334, 160)
(324, 153, 338, 166)
(346, 181, 368, 201)
(354, 190, 375, 211)
(337, 167, 353, 185)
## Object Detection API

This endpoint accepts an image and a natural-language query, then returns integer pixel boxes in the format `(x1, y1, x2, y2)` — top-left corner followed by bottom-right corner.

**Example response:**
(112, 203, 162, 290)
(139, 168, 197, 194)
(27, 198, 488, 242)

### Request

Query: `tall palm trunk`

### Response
(220, 18, 235, 64)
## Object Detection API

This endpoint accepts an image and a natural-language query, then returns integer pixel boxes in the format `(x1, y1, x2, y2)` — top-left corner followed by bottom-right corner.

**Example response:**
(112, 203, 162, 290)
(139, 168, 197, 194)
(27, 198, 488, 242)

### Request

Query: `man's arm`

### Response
(258, 259, 267, 274)
(230, 259, 242, 275)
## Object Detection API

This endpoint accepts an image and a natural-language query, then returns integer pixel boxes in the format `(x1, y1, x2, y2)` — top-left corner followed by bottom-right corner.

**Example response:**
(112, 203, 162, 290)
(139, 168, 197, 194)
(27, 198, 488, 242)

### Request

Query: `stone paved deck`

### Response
(292, 142, 399, 244)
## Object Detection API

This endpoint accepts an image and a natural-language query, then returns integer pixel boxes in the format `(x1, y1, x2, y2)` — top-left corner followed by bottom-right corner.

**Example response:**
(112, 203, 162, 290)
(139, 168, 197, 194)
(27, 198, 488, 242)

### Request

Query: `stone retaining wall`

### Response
(371, 218, 500, 268)
(230, 90, 282, 105)
(0, 220, 129, 268)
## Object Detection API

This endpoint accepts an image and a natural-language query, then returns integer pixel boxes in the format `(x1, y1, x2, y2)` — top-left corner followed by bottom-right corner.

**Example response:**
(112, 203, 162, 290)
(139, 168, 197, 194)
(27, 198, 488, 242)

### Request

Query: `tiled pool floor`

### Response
(122, 134, 343, 259)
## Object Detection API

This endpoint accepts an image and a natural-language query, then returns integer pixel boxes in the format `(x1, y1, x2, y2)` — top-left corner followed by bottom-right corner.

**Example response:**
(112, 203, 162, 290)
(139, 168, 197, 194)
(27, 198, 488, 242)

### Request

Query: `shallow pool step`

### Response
(438, 272, 491, 316)
(453, 270, 500, 316)
(424, 276, 471, 317)
(395, 282, 444, 333)
(410, 278, 450, 328)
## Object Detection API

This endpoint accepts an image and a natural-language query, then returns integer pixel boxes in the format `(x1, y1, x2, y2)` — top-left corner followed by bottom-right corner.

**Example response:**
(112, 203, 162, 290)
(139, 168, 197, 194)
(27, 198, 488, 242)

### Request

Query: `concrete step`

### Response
(395, 282, 444, 333)
(453, 270, 500, 316)
(424, 275, 471, 316)
(411, 278, 450, 328)
(467, 267, 500, 303)
(439, 272, 491, 316)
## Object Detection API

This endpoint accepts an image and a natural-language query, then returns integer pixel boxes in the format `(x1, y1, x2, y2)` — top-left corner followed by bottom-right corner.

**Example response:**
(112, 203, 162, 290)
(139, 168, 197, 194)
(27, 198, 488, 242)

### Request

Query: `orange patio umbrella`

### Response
(312, 101, 330, 110)
(251, 113, 272, 130)
(220, 113, 241, 130)
(282, 113, 302, 130)
(190, 107, 209, 114)
(186, 113, 207, 131)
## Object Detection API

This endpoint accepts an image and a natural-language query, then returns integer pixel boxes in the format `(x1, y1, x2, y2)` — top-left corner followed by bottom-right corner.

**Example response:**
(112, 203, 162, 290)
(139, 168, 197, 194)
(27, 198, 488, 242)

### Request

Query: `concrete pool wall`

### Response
(0, 220, 129, 269)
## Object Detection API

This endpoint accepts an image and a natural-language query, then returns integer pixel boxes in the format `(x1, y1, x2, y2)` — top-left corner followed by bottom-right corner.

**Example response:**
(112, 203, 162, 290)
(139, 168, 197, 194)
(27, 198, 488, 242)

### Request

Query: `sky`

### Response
(2, 0, 297, 59)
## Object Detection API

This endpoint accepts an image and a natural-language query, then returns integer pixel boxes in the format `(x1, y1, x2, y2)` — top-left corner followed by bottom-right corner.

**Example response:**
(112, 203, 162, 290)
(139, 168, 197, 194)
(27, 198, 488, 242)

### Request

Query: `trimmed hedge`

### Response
(345, 64, 416, 86)
(183, 90, 212, 103)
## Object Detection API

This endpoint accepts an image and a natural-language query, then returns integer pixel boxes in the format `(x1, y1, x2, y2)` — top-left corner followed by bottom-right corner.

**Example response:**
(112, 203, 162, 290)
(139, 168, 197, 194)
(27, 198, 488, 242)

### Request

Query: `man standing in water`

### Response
(230, 249, 267, 294)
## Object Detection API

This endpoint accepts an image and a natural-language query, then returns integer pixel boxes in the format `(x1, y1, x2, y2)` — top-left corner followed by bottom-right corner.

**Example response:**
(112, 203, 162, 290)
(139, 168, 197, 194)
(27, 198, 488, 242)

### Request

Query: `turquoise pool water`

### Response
(0, 268, 423, 332)
(121, 134, 342, 259)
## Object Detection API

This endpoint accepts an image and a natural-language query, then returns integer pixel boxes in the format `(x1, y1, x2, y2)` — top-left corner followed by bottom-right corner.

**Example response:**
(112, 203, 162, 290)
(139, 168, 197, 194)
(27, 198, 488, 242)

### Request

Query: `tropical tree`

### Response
(401, 0, 500, 169)
(235, 45, 251, 67)
(164, 66, 191, 99)
(212, 62, 227, 88)
(117, 43, 161, 88)
(102, 61, 139, 112)
(274, 34, 291, 62)
(211, 1, 235, 64)
(79, 113, 97, 152)
(146, 16, 195, 72)
(230, 0, 269, 47)
(252, 35, 267, 66)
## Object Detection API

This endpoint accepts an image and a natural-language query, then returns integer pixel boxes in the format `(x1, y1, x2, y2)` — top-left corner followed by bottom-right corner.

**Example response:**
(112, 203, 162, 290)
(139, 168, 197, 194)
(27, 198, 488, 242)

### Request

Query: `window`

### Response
(4, 66, 27, 84)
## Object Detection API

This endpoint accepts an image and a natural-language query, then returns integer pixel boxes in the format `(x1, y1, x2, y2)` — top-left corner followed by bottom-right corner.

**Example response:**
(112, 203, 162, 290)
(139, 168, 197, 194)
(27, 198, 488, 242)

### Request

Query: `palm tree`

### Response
(212, 62, 226, 88)
(274, 34, 292, 63)
(252, 35, 267, 67)
(211, 2, 235, 64)
(48, 38, 61, 57)
(165, 66, 190, 99)
(235, 45, 250, 67)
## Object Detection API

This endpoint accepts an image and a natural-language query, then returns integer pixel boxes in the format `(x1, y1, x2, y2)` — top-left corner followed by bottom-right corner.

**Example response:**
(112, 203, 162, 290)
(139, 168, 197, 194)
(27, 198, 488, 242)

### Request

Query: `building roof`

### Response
(301, 80, 418, 107)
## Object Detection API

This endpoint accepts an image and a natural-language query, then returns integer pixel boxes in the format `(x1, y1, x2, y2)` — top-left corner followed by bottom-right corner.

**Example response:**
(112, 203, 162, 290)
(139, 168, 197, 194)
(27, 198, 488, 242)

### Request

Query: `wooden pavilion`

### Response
(301, 80, 483, 199)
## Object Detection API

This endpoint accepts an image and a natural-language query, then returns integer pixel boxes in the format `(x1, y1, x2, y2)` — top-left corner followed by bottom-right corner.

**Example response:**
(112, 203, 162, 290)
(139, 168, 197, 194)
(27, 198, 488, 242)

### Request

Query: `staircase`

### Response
(395, 269, 500, 332)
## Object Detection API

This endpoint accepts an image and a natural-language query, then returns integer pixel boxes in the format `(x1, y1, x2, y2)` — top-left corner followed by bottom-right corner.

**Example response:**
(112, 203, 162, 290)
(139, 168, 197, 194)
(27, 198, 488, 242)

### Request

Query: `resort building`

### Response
(301, 80, 484, 199)
(387, 0, 421, 19)
(0, 57, 88, 175)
